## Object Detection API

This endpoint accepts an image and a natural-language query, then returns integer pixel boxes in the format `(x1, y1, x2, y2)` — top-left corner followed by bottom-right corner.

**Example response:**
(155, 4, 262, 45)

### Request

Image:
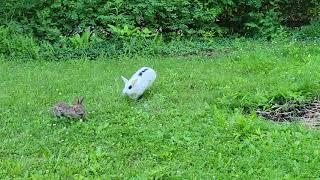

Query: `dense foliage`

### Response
(1, 0, 319, 40)
(0, 0, 319, 60)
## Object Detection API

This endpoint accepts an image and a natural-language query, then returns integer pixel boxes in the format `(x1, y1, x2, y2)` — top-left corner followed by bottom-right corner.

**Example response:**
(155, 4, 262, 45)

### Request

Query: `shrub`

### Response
(0, 25, 39, 59)
(0, 0, 318, 41)
(295, 18, 320, 40)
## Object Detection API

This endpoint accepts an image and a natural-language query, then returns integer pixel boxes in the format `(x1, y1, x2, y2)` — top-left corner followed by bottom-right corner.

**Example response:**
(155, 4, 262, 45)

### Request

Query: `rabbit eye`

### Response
(128, 85, 132, 89)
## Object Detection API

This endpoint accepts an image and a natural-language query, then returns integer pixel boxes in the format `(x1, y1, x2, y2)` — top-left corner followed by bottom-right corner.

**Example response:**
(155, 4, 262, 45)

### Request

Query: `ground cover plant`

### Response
(1, 40, 320, 178)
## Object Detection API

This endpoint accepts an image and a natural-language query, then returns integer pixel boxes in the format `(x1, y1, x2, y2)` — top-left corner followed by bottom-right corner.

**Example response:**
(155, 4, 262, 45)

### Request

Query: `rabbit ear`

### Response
(78, 97, 84, 104)
(74, 97, 79, 104)
(121, 76, 128, 84)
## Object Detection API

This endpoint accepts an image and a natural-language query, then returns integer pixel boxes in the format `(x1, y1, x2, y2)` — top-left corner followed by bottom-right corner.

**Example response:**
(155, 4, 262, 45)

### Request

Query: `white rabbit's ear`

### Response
(121, 76, 128, 84)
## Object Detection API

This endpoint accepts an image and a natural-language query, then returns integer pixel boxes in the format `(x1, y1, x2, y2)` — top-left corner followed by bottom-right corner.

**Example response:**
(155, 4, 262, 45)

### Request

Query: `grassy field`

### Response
(1, 40, 320, 178)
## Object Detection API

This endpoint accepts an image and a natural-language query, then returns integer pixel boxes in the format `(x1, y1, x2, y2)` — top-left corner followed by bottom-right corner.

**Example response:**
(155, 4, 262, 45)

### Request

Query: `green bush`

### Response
(0, 0, 318, 60)
(0, 0, 318, 41)
(0, 25, 39, 59)
(295, 19, 320, 40)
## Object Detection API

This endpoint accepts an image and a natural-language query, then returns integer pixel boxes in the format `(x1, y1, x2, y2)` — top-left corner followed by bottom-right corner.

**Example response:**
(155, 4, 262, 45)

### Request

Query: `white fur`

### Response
(121, 67, 157, 100)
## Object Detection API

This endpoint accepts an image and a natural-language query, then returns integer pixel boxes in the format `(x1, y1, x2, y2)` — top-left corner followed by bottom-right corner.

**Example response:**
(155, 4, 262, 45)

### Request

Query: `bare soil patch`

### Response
(257, 99, 320, 128)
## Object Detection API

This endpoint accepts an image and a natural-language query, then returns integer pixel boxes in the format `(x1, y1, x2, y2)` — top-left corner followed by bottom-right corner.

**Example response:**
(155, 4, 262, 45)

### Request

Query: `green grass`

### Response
(1, 40, 320, 178)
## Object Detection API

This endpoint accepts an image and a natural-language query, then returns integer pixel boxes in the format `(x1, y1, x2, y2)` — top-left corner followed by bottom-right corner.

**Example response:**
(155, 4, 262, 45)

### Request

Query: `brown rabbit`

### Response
(52, 97, 86, 119)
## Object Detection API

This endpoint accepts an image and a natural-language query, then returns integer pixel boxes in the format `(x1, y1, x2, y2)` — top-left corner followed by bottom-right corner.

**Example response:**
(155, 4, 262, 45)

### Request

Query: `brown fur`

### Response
(52, 97, 86, 119)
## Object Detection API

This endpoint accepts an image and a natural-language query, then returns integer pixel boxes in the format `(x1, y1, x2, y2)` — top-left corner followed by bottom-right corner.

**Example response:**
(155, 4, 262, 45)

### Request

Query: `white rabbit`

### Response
(121, 67, 157, 100)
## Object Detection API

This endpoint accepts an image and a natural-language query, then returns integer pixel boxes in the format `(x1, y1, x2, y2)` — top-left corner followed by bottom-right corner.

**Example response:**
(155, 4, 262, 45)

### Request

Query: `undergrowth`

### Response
(1, 20, 320, 61)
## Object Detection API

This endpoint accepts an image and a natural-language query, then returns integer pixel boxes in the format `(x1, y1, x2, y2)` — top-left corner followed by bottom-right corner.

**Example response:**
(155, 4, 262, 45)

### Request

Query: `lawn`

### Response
(1, 40, 320, 178)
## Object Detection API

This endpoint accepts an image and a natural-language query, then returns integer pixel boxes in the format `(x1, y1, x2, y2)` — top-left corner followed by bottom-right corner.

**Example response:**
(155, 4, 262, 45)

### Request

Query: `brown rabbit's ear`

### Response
(73, 97, 79, 104)
(78, 97, 84, 104)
